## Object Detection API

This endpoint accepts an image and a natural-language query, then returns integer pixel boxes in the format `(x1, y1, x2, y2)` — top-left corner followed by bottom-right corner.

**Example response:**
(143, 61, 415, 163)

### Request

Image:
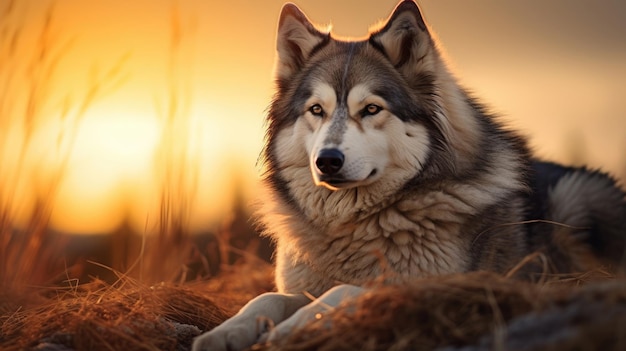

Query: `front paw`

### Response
(192, 319, 267, 351)
(262, 284, 365, 343)
(192, 292, 311, 351)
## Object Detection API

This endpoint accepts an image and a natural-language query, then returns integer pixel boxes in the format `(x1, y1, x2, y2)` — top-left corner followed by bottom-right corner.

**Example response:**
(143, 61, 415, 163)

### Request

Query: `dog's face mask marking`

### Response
(292, 52, 434, 190)
(303, 83, 391, 190)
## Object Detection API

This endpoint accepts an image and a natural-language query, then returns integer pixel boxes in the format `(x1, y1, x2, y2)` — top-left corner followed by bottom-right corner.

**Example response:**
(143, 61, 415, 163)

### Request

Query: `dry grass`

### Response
(2, 265, 625, 351)
(0, 259, 274, 351)
(1, 280, 220, 351)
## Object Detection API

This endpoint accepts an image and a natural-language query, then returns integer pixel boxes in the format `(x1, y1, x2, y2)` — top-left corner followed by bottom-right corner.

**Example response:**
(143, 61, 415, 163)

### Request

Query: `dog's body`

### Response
(193, 1, 626, 350)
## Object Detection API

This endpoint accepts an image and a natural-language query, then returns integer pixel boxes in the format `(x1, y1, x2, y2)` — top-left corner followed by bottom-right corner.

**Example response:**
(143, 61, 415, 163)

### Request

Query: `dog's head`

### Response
(267, 1, 454, 192)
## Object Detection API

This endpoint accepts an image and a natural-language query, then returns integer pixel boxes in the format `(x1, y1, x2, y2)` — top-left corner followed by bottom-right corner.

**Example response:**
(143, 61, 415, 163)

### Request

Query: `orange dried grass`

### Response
(3, 257, 624, 351)
(0, 259, 275, 351)
(1, 278, 226, 350)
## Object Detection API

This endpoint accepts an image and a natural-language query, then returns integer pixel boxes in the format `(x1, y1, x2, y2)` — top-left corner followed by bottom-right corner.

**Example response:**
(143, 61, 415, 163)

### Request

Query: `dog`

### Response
(193, 1, 626, 350)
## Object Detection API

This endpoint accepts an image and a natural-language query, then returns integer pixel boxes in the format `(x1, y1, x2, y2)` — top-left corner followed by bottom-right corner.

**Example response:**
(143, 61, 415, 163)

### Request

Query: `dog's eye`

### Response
(362, 104, 383, 117)
(309, 104, 324, 117)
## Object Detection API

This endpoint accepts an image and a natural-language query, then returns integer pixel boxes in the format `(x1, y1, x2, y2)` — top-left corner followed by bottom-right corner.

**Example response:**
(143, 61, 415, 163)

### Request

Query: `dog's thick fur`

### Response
(193, 1, 626, 350)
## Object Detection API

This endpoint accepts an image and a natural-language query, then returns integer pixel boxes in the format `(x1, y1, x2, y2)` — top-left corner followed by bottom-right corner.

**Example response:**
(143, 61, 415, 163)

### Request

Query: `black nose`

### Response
(315, 148, 344, 175)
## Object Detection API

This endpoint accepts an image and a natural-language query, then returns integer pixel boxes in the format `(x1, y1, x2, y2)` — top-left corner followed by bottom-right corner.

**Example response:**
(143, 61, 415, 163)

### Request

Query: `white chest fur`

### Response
(266, 184, 478, 294)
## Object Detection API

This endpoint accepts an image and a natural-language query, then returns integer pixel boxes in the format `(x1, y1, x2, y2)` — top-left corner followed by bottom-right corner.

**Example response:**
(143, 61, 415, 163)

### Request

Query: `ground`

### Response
(2, 259, 625, 351)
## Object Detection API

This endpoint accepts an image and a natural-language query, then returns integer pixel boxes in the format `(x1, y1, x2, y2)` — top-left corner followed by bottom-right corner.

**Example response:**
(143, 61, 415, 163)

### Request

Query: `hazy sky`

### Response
(7, 0, 626, 233)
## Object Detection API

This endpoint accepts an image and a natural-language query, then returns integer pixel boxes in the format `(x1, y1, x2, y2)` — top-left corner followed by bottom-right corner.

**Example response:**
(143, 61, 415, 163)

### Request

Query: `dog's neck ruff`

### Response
(264, 172, 485, 291)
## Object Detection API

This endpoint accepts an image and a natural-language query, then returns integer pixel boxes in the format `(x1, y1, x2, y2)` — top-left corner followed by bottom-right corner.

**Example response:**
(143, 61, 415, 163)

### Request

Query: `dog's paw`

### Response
(192, 292, 312, 351)
(261, 303, 326, 343)
(192, 319, 266, 351)
(262, 284, 364, 343)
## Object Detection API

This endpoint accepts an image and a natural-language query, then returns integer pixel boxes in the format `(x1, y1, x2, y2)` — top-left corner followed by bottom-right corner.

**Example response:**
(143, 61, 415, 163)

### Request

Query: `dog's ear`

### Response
(369, 0, 431, 69)
(276, 3, 329, 80)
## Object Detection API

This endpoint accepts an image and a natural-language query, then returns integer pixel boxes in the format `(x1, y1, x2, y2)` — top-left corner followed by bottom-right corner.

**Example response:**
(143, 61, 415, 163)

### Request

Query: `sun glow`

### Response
(0, 0, 270, 235)
(50, 106, 160, 233)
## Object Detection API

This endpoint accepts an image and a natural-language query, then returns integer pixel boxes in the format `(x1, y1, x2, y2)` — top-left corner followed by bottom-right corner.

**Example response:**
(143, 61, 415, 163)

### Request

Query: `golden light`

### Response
(50, 105, 160, 233)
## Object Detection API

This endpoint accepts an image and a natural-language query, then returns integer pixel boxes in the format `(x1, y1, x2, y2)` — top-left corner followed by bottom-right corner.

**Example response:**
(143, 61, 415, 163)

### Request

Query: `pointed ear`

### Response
(276, 3, 329, 80)
(369, 0, 431, 69)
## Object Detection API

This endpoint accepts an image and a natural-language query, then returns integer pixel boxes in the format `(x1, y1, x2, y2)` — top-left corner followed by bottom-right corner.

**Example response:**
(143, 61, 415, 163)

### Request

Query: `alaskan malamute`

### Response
(193, 1, 626, 350)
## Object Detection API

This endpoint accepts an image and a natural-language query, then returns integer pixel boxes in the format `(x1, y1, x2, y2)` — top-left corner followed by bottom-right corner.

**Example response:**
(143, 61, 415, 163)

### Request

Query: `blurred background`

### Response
(1, 0, 624, 285)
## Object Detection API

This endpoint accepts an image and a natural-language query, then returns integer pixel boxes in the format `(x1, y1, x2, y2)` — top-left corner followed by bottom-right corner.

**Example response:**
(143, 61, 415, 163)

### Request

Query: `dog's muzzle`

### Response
(313, 148, 379, 190)
(315, 148, 344, 175)
(313, 148, 349, 189)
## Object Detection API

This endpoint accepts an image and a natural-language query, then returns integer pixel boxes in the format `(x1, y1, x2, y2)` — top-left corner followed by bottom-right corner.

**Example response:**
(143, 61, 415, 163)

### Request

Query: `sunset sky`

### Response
(2, 0, 625, 234)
